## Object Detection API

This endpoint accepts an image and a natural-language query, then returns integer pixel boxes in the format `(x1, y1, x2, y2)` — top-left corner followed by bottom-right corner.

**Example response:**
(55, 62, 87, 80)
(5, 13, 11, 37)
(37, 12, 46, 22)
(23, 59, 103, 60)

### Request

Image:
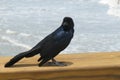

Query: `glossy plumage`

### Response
(5, 17, 74, 67)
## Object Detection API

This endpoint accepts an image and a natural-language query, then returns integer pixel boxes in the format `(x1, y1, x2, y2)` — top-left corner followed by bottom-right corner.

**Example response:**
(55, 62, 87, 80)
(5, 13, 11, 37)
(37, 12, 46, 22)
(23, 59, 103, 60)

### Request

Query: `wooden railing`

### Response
(0, 52, 120, 80)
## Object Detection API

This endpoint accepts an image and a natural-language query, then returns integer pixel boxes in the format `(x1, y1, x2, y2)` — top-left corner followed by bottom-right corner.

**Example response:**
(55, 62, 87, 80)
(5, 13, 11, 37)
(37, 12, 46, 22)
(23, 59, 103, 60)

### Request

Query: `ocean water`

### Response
(0, 0, 120, 56)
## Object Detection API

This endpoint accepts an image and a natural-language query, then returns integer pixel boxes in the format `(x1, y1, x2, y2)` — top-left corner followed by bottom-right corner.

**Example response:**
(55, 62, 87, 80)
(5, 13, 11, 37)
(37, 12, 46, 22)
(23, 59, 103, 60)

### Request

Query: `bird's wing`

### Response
(25, 34, 54, 57)
(26, 27, 61, 57)
(31, 33, 54, 52)
(31, 27, 61, 51)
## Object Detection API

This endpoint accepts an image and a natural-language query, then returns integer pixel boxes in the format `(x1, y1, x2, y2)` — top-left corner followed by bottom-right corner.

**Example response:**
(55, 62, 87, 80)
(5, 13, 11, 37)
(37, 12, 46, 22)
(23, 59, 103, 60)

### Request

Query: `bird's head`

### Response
(62, 17, 74, 31)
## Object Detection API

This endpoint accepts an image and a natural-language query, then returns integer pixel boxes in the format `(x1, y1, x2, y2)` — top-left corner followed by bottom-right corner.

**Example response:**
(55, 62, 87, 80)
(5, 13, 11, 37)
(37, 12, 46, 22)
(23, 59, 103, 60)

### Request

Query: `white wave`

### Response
(1, 36, 31, 49)
(99, 0, 119, 7)
(6, 29, 16, 34)
(19, 33, 31, 37)
(107, 7, 120, 17)
(99, 0, 120, 17)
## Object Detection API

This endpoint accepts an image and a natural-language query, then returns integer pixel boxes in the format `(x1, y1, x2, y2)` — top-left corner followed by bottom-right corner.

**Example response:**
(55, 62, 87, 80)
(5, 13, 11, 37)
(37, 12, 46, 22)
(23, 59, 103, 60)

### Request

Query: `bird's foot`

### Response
(52, 59, 67, 66)
(53, 62, 67, 66)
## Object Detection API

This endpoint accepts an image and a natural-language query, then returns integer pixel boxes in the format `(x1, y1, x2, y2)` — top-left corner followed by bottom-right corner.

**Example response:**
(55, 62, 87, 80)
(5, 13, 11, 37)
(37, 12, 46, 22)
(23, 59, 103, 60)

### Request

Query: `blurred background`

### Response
(0, 0, 120, 56)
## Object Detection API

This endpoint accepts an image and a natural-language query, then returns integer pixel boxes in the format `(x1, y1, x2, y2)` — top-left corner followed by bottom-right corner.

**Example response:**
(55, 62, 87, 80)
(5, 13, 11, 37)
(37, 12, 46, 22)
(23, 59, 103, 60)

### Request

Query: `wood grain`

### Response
(0, 52, 120, 80)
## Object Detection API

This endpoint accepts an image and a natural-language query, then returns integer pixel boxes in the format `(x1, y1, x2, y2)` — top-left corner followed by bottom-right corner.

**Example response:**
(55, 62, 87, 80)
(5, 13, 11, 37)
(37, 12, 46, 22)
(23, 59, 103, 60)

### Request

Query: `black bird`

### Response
(5, 17, 74, 67)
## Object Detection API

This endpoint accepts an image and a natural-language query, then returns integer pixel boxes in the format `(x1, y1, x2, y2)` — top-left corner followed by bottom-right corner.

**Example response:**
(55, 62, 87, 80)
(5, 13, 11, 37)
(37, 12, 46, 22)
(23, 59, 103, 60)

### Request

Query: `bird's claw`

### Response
(52, 61, 67, 66)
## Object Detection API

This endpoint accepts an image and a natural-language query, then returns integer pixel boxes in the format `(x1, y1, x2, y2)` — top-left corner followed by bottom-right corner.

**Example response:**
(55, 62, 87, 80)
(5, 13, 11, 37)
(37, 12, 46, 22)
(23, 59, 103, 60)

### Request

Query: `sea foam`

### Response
(19, 33, 31, 37)
(6, 29, 16, 34)
(99, 0, 120, 17)
(1, 36, 31, 49)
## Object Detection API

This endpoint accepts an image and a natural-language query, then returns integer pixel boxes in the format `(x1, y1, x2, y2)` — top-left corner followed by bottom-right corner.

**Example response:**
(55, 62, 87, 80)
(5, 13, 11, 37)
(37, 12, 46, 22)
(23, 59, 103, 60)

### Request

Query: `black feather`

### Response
(4, 17, 74, 67)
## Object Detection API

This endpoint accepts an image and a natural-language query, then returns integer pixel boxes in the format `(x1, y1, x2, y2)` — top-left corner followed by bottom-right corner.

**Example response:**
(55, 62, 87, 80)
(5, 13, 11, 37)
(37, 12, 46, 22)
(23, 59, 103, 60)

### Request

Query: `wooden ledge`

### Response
(0, 52, 120, 80)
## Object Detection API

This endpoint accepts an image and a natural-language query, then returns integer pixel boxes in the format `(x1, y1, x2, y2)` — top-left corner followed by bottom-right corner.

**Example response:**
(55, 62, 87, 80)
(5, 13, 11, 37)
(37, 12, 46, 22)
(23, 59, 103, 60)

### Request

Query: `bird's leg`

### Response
(52, 58, 57, 62)
(51, 58, 66, 66)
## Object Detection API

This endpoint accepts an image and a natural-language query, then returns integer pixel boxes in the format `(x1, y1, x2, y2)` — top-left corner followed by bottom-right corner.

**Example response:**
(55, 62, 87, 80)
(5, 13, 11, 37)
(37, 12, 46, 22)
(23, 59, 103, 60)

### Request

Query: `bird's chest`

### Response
(41, 30, 73, 53)
(55, 30, 72, 40)
(53, 31, 72, 48)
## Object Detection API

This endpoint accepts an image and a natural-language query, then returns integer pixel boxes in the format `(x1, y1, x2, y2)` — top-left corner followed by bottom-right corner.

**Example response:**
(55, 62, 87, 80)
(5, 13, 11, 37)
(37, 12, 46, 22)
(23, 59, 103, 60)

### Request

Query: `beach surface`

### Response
(0, 52, 120, 80)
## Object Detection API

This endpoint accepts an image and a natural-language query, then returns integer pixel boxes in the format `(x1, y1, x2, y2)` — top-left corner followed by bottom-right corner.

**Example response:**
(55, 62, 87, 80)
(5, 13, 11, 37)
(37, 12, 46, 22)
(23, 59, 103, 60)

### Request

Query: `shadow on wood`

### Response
(9, 61, 73, 68)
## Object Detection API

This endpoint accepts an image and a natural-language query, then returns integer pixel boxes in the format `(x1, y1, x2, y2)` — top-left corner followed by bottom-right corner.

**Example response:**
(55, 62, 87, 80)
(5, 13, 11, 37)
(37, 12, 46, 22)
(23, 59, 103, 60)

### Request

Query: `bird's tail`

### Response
(4, 51, 29, 67)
